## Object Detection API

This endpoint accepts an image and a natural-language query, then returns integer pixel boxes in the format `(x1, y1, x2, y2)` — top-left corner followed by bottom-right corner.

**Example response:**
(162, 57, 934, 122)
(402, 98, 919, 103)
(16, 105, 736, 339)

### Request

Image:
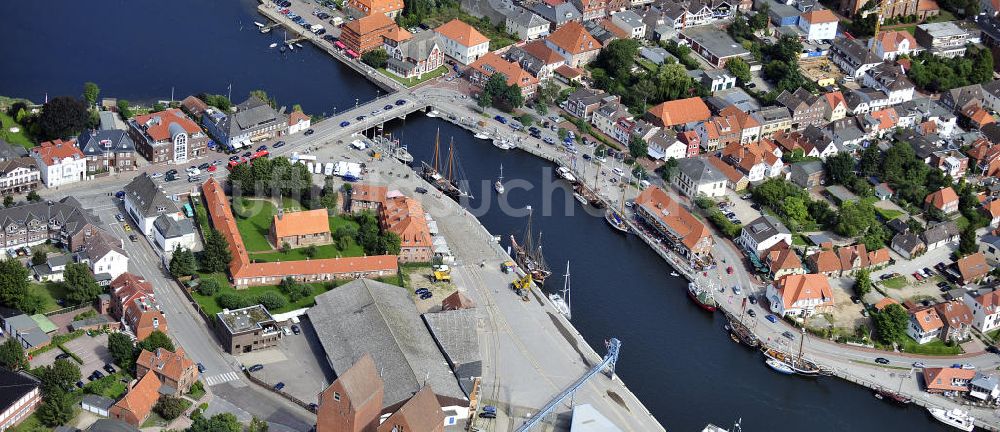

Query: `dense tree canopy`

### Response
(201, 229, 232, 273)
(83, 82, 100, 106)
(0, 338, 28, 371)
(138, 330, 175, 353)
(229, 156, 313, 200)
(170, 248, 197, 278)
(872, 303, 910, 344)
(189, 412, 243, 432)
(37, 96, 90, 140)
(361, 49, 388, 69)
(908, 46, 993, 92)
(108, 332, 136, 369)
(64, 262, 101, 305)
(478, 73, 524, 112)
(0, 258, 29, 310)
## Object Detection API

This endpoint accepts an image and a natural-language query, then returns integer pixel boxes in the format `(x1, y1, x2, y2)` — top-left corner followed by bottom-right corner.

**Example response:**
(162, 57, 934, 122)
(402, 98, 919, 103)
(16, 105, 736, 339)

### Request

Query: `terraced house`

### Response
(0, 197, 101, 252)
(634, 186, 714, 259)
(76, 129, 137, 175)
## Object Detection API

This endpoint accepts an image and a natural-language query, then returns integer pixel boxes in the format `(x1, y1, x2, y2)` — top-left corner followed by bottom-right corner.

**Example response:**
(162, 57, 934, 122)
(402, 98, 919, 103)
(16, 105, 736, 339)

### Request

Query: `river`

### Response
(0, 1, 952, 430)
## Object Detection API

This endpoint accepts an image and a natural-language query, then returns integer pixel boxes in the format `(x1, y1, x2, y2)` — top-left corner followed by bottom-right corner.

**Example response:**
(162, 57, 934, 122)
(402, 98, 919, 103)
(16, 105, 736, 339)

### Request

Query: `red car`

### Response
(726, 266, 734, 274)
(913, 272, 923, 281)
(207, 165, 217, 172)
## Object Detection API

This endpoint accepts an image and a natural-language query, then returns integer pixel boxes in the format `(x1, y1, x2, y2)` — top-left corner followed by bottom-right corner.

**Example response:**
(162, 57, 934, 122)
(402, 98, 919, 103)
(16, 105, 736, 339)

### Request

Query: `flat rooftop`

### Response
(217, 305, 275, 334)
(917, 21, 967, 38)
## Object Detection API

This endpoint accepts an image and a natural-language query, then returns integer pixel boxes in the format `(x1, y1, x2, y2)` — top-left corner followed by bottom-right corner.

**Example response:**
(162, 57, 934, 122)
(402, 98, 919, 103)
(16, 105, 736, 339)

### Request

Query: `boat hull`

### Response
(687, 287, 717, 312)
(928, 408, 975, 431)
(765, 358, 796, 375)
(604, 210, 629, 233)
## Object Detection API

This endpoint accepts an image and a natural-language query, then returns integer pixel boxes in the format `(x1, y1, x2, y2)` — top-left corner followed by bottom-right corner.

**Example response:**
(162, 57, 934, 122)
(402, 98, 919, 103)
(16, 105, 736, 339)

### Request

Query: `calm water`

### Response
(0, 1, 950, 430)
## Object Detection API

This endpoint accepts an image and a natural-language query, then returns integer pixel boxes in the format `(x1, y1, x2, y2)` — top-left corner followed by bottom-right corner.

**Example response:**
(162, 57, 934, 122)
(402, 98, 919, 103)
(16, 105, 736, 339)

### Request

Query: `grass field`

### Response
(378, 65, 449, 88)
(0, 111, 34, 149)
(898, 336, 963, 356)
(85, 372, 130, 399)
(233, 198, 284, 252)
(28, 281, 70, 313)
(875, 207, 905, 221)
(881, 276, 908, 290)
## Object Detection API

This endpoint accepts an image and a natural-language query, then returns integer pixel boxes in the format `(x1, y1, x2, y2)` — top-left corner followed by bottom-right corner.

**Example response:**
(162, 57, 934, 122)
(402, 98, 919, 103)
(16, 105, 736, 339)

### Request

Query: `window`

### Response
(333, 392, 340, 401)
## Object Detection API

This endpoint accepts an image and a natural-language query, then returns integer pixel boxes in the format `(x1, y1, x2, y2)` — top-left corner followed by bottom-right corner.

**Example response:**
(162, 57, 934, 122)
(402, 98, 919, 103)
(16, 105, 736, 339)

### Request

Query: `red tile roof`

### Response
(646, 98, 711, 127)
(32, 139, 83, 166)
(469, 53, 540, 88)
(522, 40, 565, 65)
(957, 252, 990, 283)
(922, 367, 975, 392)
(546, 21, 601, 55)
(132, 109, 201, 143)
(634, 186, 712, 252)
(800, 9, 838, 24)
(273, 209, 331, 239)
(925, 187, 958, 210)
(911, 307, 944, 332)
(774, 274, 834, 309)
(113, 372, 161, 424)
(288, 111, 310, 126)
(380, 195, 432, 249)
(136, 348, 197, 386)
(435, 19, 489, 47)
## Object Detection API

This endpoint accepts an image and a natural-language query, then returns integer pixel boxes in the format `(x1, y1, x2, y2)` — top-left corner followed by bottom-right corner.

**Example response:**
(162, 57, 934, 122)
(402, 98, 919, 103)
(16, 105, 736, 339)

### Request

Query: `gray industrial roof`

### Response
(86, 419, 140, 432)
(681, 26, 750, 59)
(308, 279, 467, 408)
(677, 157, 727, 185)
(743, 215, 790, 243)
(81, 394, 115, 411)
(422, 308, 481, 397)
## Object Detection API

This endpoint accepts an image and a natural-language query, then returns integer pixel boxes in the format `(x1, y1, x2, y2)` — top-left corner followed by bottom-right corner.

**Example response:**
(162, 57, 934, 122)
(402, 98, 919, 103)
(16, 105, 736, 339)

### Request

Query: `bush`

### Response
(197, 279, 220, 296)
(255, 292, 287, 310)
(154, 395, 188, 421)
(216, 292, 253, 310)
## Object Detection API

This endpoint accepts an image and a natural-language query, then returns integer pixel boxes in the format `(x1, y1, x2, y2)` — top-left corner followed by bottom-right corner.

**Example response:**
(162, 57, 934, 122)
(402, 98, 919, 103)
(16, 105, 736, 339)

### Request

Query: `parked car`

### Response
(395, 99, 407, 106)
(782, 331, 795, 340)
(384, 104, 394, 111)
(115, 213, 125, 222)
(198, 163, 210, 170)
(103, 363, 115, 374)
(748, 295, 757, 304)
(91, 371, 104, 380)
(766, 314, 777, 323)
(340, 121, 350, 127)
(197, 363, 206, 373)
(912, 362, 926, 368)
(248, 364, 264, 372)
(76, 381, 84, 389)
(129, 234, 138, 242)
(494, 115, 507, 124)
(850, 295, 860, 304)
(55, 353, 71, 360)
(291, 324, 301, 335)
(747, 309, 756, 318)
(913, 272, 923, 281)
(480, 411, 496, 419)
(305, 129, 314, 136)
(415, 187, 428, 194)
(150, 172, 163, 178)
(273, 141, 286, 148)
(875, 357, 890, 365)
(274, 382, 285, 391)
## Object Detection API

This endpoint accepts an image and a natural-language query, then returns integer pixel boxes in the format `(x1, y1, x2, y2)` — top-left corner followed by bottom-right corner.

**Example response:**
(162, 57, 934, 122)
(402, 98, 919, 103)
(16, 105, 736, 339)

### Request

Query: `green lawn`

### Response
(875, 207, 905, 221)
(0, 111, 34, 149)
(191, 272, 335, 316)
(233, 198, 282, 252)
(8, 414, 48, 432)
(881, 276, 908, 290)
(28, 281, 70, 313)
(955, 215, 970, 231)
(378, 65, 449, 88)
(250, 215, 364, 262)
(898, 336, 963, 356)
(85, 372, 130, 399)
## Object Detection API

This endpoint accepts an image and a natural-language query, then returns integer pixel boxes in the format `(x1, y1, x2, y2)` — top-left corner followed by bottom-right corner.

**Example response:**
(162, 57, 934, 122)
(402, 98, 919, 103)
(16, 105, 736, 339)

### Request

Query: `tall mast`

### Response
(432, 129, 441, 172)
(524, 206, 534, 253)
(499, 163, 503, 181)
(797, 327, 806, 362)
(563, 261, 571, 317)
(447, 138, 455, 182)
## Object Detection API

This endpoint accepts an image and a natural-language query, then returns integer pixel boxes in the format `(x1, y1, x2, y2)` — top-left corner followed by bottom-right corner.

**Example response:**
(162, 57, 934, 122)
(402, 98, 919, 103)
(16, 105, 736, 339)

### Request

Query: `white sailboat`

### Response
(494, 164, 505, 194)
(928, 408, 975, 431)
(269, 43, 278, 48)
(549, 261, 571, 319)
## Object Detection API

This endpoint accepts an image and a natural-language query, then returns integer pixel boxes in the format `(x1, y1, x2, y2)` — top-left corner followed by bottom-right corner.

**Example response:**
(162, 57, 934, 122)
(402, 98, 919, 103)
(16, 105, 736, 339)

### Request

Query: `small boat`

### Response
(765, 358, 796, 375)
(474, 131, 490, 140)
(573, 192, 588, 205)
(254, 21, 265, 27)
(493, 139, 515, 150)
(670, 271, 680, 277)
(927, 408, 975, 431)
(288, 43, 295, 51)
(555, 166, 577, 183)
(269, 43, 278, 48)
(494, 164, 505, 194)
(687, 282, 718, 312)
(295, 43, 304, 48)
(426, 110, 440, 118)
(260, 27, 272, 33)
(604, 209, 629, 233)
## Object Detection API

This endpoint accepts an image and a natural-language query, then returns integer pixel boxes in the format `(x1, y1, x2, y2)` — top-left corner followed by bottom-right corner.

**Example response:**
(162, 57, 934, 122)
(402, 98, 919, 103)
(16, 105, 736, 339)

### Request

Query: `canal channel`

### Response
(0, 0, 954, 430)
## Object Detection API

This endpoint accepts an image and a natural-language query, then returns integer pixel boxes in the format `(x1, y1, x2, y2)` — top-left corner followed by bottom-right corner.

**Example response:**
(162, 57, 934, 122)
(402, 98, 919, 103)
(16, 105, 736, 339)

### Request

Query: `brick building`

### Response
(270, 209, 333, 248)
(215, 305, 282, 355)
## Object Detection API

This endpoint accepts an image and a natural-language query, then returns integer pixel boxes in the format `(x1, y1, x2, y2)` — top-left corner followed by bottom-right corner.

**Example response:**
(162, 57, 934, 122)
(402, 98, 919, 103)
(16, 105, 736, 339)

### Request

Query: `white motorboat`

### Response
(288, 43, 295, 50)
(269, 43, 278, 48)
(474, 131, 490, 140)
(928, 408, 975, 431)
(670, 271, 680, 277)
(494, 164, 505, 194)
(573, 192, 588, 205)
(555, 166, 577, 183)
(295, 43, 304, 48)
(254, 21, 265, 27)
(493, 139, 514, 150)
(426, 110, 440, 118)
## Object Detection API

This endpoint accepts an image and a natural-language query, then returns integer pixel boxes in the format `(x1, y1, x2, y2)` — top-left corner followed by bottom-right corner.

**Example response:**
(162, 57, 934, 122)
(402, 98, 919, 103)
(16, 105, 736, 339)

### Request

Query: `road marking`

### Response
(204, 372, 241, 386)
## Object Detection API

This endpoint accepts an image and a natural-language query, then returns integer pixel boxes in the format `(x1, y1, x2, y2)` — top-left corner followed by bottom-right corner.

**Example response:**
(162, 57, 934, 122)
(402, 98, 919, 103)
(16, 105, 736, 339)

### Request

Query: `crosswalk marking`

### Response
(204, 372, 241, 386)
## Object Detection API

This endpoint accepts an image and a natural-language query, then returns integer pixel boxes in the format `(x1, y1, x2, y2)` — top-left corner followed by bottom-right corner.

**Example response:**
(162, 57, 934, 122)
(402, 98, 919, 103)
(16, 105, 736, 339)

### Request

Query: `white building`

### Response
(506, 8, 550, 41)
(766, 274, 835, 317)
(797, 9, 838, 42)
(646, 130, 686, 161)
(152, 214, 197, 257)
(287, 111, 311, 135)
(863, 63, 916, 106)
(611, 10, 646, 39)
(123, 173, 181, 236)
(738, 215, 792, 257)
(0, 368, 41, 431)
(965, 290, 1000, 333)
(435, 19, 490, 65)
(76, 232, 129, 280)
(907, 307, 943, 344)
(672, 157, 727, 198)
(31, 139, 86, 188)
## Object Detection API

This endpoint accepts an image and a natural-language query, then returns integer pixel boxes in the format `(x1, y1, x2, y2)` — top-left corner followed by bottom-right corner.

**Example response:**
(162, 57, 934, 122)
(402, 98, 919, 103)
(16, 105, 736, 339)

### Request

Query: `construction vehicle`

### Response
(432, 265, 451, 282)
(501, 261, 516, 274)
(511, 273, 533, 301)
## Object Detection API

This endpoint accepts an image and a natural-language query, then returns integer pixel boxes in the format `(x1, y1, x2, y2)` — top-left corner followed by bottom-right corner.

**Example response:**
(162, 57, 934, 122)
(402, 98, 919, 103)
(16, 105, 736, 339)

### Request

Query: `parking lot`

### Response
(28, 343, 66, 369)
(62, 333, 115, 379)
(721, 190, 761, 226)
(243, 317, 333, 404)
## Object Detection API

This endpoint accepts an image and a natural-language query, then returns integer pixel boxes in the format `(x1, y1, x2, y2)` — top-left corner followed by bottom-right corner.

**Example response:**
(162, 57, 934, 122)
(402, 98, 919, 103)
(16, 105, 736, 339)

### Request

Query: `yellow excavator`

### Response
(511, 273, 533, 301)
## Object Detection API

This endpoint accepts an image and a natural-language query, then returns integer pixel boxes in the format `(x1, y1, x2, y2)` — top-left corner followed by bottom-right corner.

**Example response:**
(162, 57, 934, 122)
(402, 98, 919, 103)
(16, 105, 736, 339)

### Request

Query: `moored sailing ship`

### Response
(421, 130, 467, 201)
(761, 329, 830, 376)
(510, 206, 551, 284)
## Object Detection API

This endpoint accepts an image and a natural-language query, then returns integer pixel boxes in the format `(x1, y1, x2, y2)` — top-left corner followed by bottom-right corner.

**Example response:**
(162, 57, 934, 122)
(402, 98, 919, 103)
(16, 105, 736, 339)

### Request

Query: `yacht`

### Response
(927, 408, 975, 431)
(765, 358, 795, 375)
(494, 164, 505, 194)
(269, 43, 278, 48)
(548, 262, 571, 319)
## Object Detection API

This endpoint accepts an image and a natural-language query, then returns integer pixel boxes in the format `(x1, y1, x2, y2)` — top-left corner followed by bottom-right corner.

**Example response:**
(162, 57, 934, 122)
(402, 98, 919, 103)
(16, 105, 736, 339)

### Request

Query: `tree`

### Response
(320, 177, 339, 211)
(476, 92, 492, 112)
(18, 291, 47, 314)
(170, 248, 197, 278)
(197, 279, 221, 296)
(36, 388, 74, 427)
(29, 251, 47, 267)
(64, 262, 101, 305)
(628, 136, 648, 160)
(201, 229, 232, 273)
(303, 245, 318, 259)
(108, 332, 136, 369)
(749, 5, 769, 30)
(855, 269, 872, 298)
(659, 157, 679, 181)
(216, 292, 253, 310)
(154, 395, 188, 421)
(37, 96, 90, 140)
(249, 416, 269, 432)
(26, 190, 41, 202)
(199, 94, 232, 111)
(595, 39, 641, 82)
(83, 82, 100, 107)
(279, 277, 312, 302)
(824, 153, 855, 185)
(280, 242, 291, 253)
(3, 196, 13, 208)
(116, 99, 133, 119)
(380, 232, 402, 256)
(0, 258, 30, 309)
(361, 49, 389, 69)
(0, 338, 28, 371)
(958, 227, 978, 256)
(872, 303, 909, 344)
(189, 412, 243, 432)
(256, 291, 288, 310)
(139, 330, 175, 353)
(38, 359, 81, 395)
(725, 57, 752, 85)
(249, 90, 277, 109)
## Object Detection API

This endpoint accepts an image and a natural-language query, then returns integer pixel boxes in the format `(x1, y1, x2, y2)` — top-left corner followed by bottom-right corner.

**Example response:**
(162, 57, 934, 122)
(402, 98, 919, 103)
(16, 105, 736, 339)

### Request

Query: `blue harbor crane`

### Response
(514, 338, 622, 432)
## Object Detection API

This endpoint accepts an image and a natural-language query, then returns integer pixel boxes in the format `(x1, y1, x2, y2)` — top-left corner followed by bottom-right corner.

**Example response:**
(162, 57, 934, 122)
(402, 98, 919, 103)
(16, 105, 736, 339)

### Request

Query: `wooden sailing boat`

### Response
(421, 130, 464, 200)
(510, 206, 552, 284)
(605, 165, 630, 233)
(761, 328, 828, 376)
